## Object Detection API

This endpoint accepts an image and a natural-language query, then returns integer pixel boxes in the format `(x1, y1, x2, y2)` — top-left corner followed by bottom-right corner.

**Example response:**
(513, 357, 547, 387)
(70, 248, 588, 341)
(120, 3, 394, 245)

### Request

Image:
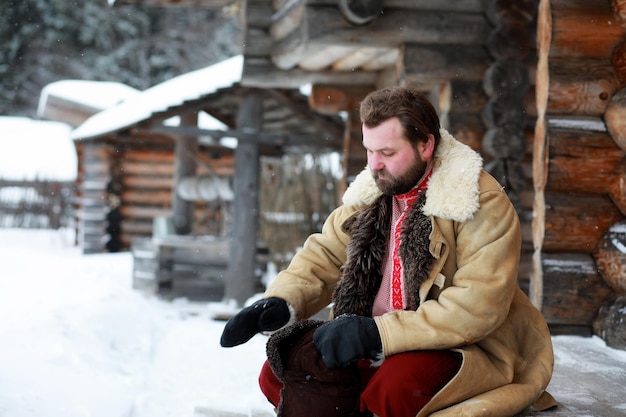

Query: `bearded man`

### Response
(220, 86, 556, 417)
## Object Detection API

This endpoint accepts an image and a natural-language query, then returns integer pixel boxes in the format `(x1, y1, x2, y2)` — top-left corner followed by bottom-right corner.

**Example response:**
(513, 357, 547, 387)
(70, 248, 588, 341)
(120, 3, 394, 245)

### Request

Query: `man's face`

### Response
(362, 117, 430, 196)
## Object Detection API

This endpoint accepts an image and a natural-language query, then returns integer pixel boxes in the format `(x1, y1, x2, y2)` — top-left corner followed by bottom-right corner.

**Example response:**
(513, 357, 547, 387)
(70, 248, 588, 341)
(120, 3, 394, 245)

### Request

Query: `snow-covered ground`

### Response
(1, 228, 626, 417)
(0, 228, 274, 417)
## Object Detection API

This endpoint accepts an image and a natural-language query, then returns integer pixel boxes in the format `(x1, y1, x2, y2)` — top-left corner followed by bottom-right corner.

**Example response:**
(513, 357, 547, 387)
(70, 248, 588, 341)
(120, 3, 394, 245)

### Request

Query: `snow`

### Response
(0, 117, 77, 181)
(71, 55, 243, 141)
(0, 228, 274, 417)
(2, 228, 626, 417)
(37, 80, 140, 117)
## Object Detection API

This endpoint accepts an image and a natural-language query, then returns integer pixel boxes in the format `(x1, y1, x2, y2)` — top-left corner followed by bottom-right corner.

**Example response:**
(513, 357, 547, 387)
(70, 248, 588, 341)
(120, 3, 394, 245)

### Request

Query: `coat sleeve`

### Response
(263, 205, 357, 320)
(374, 184, 522, 356)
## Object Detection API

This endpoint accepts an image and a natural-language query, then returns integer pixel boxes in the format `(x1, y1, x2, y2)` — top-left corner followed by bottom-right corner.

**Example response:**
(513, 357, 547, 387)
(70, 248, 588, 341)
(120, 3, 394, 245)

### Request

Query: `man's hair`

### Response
(359, 86, 441, 147)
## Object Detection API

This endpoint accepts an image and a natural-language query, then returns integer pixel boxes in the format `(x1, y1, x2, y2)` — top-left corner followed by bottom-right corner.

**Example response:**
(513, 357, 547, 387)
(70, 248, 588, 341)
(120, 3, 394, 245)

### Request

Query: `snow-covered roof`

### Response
(0, 117, 77, 181)
(37, 80, 141, 118)
(72, 55, 243, 141)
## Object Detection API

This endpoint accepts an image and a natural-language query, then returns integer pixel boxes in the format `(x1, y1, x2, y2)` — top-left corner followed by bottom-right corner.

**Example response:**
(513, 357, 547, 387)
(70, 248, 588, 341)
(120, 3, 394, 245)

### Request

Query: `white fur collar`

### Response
(341, 129, 483, 222)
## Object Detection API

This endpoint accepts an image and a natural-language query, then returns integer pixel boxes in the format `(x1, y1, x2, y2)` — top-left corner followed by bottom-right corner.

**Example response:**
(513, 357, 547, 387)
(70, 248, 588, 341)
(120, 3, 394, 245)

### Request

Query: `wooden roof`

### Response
(71, 56, 344, 154)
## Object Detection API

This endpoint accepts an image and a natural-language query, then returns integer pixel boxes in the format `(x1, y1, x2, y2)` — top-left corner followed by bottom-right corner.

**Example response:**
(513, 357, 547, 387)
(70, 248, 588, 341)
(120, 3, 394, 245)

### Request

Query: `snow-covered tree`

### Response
(0, 0, 241, 116)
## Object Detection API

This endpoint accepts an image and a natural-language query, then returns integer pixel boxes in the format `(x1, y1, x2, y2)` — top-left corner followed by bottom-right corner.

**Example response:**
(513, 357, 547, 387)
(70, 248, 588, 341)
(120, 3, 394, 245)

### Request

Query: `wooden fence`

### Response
(258, 153, 341, 271)
(0, 179, 75, 229)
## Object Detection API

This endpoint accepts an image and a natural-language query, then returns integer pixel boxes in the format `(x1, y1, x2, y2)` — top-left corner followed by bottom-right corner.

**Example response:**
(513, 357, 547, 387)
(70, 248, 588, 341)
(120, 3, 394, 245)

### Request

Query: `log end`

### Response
(593, 295, 626, 350)
(594, 220, 626, 293)
(605, 88, 626, 151)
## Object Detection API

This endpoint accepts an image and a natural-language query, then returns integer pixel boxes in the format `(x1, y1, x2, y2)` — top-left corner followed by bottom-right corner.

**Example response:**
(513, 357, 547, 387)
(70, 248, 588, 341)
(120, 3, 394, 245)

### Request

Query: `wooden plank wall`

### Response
(75, 138, 234, 253)
(533, 0, 626, 334)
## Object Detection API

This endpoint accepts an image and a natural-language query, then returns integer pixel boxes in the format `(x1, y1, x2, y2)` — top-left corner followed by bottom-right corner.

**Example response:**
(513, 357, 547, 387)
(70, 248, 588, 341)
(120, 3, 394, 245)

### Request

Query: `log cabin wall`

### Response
(533, 0, 626, 335)
(241, 0, 626, 336)
(243, 0, 541, 297)
(74, 136, 234, 253)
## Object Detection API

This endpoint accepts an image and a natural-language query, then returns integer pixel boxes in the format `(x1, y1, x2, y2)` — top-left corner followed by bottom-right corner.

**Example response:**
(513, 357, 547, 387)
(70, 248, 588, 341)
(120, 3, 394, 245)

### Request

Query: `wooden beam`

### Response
(531, 0, 551, 310)
(402, 45, 491, 84)
(242, 57, 379, 88)
(171, 112, 198, 235)
(270, 6, 490, 70)
(308, 84, 372, 114)
(226, 91, 264, 306)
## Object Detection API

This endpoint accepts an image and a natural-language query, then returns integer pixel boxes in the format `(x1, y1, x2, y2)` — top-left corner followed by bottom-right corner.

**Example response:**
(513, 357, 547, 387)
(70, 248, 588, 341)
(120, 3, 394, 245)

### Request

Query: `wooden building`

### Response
(70, 55, 344, 302)
(102, 0, 626, 342)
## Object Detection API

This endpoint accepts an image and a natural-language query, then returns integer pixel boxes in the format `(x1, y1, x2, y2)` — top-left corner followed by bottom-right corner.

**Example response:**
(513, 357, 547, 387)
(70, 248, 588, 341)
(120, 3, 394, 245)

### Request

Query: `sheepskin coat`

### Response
(263, 129, 555, 416)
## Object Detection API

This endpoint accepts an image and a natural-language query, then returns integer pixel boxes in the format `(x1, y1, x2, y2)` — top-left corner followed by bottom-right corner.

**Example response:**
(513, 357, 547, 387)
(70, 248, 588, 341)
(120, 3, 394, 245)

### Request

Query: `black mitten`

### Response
(313, 314, 382, 369)
(220, 297, 291, 347)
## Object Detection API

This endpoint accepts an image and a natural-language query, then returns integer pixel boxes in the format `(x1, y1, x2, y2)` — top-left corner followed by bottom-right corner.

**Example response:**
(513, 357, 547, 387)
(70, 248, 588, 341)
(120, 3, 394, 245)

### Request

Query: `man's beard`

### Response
(373, 156, 427, 196)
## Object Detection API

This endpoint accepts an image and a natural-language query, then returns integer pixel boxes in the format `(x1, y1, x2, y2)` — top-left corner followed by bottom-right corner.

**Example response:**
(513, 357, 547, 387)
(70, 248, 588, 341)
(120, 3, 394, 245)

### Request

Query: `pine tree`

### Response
(0, 0, 241, 116)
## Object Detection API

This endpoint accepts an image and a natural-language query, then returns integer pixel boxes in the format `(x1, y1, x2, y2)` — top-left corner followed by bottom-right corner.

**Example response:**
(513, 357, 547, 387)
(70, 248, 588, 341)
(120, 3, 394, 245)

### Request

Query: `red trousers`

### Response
(259, 350, 461, 417)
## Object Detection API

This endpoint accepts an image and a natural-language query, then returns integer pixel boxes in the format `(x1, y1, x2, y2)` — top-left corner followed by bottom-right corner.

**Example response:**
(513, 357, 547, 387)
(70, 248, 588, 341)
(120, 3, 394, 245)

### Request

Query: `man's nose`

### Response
(368, 154, 384, 171)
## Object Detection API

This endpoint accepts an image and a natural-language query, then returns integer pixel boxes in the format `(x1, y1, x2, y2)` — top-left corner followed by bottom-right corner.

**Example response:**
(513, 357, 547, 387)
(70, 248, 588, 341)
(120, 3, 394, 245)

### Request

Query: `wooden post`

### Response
(172, 112, 199, 235)
(225, 91, 263, 306)
(531, 0, 551, 310)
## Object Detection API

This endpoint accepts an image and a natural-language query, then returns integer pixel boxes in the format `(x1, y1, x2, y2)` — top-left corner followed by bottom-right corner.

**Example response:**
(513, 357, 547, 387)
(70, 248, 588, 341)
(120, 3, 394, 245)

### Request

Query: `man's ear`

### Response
(419, 134, 436, 160)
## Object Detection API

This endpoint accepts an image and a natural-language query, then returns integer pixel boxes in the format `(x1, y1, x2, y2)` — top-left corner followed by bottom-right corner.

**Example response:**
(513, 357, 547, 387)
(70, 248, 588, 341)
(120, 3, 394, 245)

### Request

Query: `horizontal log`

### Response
(449, 80, 488, 113)
(549, 0, 623, 59)
(242, 57, 378, 88)
(121, 160, 175, 176)
(271, 6, 490, 70)
(124, 176, 174, 190)
(547, 129, 623, 194)
(543, 192, 624, 252)
(244, 27, 274, 57)
(402, 45, 490, 84)
(332, 46, 399, 72)
(304, 6, 490, 44)
(541, 252, 614, 326)
(297, 45, 360, 71)
(121, 190, 172, 206)
(447, 112, 484, 151)
(308, 84, 371, 114)
(120, 206, 172, 220)
(245, 1, 273, 28)
(548, 58, 623, 116)
(123, 149, 175, 163)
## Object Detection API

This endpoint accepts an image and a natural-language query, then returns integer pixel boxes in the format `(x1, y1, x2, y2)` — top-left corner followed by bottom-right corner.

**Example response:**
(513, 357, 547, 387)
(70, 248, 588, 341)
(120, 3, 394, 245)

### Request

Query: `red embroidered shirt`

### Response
(372, 166, 433, 317)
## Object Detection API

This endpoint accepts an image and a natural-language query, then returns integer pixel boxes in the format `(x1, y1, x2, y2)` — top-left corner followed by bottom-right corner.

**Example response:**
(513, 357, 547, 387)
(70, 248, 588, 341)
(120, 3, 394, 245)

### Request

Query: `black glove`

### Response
(220, 297, 291, 347)
(313, 314, 382, 369)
